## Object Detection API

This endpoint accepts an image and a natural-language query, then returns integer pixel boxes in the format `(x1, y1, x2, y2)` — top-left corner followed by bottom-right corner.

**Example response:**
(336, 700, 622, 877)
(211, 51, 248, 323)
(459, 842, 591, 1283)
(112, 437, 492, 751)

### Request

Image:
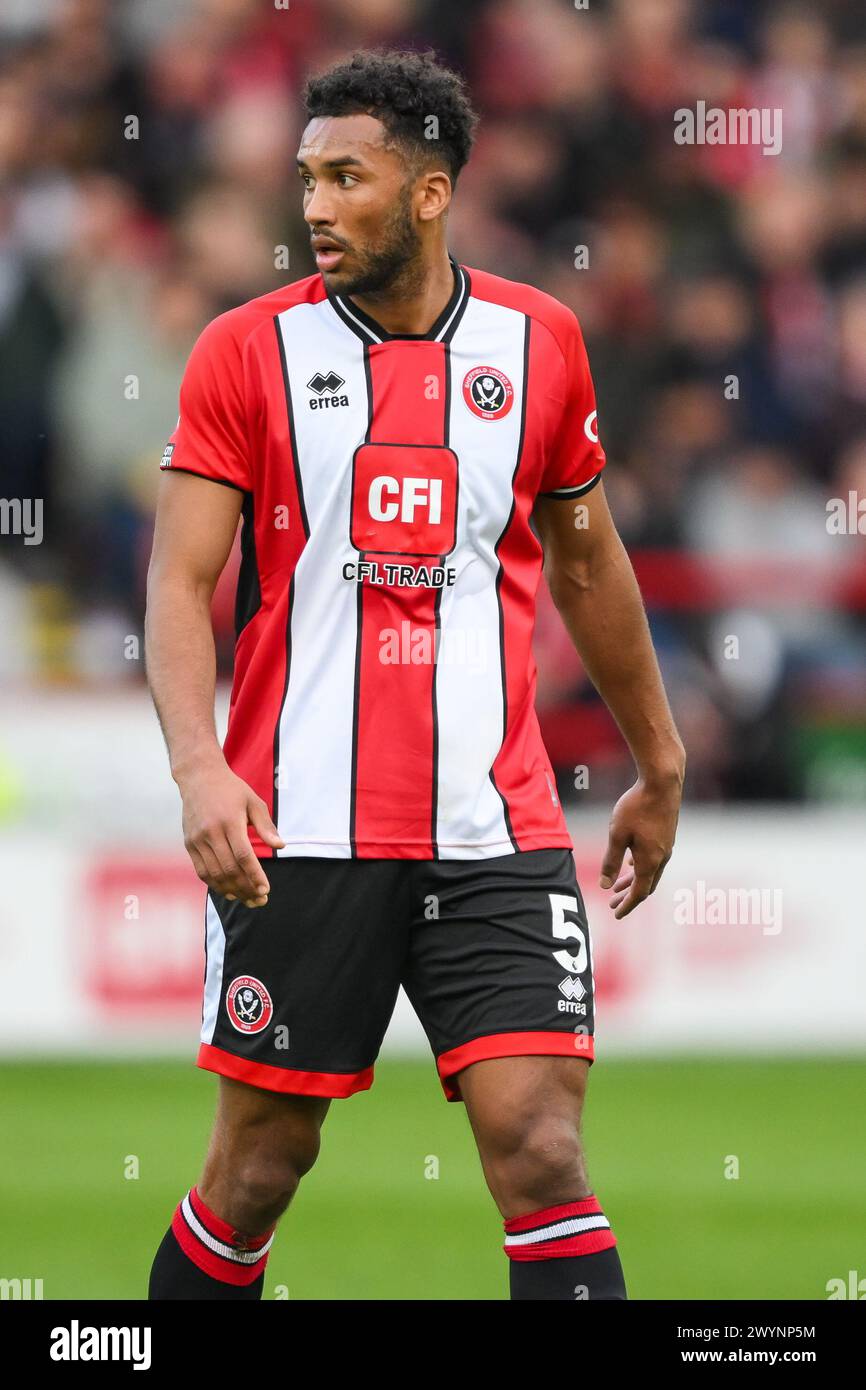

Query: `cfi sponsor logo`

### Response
(159, 442, 175, 469)
(226, 976, 273, 1034)
(462, 365, 514, 420)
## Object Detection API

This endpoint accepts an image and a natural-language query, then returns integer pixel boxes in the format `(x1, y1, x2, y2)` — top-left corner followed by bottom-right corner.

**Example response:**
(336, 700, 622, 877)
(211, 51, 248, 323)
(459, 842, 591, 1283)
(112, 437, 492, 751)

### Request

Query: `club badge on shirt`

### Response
(462, 365, 514, 420)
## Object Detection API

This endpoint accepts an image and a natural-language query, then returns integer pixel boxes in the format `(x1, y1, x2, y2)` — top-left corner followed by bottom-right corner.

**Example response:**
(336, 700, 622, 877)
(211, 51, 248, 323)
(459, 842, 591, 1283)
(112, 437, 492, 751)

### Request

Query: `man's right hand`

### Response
(176, 757, 285, 907)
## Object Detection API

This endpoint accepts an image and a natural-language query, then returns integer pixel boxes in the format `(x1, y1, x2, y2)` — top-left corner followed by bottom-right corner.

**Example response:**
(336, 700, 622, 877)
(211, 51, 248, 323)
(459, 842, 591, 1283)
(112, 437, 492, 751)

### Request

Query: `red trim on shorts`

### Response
(437, 1030, 594, 1101)
(197, 1043, 374, 1097)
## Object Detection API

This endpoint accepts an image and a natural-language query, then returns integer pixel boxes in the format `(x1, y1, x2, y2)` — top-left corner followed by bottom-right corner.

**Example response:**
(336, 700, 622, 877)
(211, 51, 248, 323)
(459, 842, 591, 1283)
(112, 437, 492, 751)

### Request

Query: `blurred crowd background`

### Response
(1, 0, 865, 806)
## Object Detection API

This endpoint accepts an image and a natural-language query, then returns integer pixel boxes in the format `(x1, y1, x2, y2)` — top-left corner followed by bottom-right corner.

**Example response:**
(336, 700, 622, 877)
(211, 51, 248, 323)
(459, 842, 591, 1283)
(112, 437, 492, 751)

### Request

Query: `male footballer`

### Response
(145, 49, 684, 1301)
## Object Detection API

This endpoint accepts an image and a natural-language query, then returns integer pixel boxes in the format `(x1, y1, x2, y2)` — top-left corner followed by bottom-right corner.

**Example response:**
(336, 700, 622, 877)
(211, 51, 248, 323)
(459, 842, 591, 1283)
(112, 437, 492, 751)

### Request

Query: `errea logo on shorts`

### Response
(549, 893, 590, 1016)
(558, 975, 587, 1015)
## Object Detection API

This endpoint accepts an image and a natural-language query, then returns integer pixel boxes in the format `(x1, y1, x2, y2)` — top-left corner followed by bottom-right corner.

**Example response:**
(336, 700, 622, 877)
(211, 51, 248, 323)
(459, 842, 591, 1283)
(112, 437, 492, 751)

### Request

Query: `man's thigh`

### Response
(458, 1053, 590, 1126)
(198, 857, 411, 1099)
(458, 1055, 593, 1215)
(204, 1075, 332, 1165)
(402, 848, 596, 1103)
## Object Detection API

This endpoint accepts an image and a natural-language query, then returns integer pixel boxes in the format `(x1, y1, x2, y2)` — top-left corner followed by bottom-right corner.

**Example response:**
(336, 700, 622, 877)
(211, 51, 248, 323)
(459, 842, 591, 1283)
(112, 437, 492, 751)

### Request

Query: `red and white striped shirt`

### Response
(161, 257, 606, 859)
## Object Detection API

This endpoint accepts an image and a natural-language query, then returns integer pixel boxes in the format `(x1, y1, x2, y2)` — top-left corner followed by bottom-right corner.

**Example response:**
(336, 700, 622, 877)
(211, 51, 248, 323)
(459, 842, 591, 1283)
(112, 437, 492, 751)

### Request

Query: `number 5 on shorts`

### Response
(549, 892, 588, 974)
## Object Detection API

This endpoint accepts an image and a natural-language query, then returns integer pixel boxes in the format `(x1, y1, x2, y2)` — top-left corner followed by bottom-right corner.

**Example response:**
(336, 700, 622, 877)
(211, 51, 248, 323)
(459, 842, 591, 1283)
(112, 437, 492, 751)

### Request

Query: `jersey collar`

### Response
(327, 254, 470, 346)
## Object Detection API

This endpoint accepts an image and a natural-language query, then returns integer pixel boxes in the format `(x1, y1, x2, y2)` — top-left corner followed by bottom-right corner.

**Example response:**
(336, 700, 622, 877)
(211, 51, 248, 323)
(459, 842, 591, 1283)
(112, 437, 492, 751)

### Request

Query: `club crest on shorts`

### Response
(226, 976, 273, 1034)
(462, 365, 514, 420)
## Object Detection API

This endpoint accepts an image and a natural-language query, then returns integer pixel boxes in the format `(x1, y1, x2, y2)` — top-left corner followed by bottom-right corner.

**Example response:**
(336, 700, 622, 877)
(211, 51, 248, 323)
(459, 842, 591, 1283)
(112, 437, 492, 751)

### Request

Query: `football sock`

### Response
(148, 1185, 275, 1300)
(504, 1194, 627, 1300)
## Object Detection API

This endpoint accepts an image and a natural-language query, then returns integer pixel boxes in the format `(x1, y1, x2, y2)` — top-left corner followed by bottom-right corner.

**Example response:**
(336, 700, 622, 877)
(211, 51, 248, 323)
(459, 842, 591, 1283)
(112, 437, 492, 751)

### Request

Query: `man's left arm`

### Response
(534, 480, 686, 918)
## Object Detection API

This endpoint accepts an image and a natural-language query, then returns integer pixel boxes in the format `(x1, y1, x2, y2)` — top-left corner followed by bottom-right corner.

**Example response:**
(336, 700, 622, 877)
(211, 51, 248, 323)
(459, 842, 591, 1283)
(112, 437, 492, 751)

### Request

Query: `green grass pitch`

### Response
(0, 1056, 862, 1300)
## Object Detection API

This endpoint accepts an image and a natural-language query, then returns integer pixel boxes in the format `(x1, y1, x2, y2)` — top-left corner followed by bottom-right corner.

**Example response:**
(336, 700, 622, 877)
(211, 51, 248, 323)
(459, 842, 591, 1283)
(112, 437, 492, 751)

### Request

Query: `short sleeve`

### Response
(159, 313, 254, 492)
(538, 310, 606, 499)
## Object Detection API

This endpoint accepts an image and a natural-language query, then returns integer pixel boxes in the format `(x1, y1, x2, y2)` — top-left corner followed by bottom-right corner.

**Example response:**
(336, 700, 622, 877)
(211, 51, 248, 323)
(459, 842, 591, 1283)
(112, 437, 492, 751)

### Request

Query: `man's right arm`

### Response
(145, 469, 284, 907)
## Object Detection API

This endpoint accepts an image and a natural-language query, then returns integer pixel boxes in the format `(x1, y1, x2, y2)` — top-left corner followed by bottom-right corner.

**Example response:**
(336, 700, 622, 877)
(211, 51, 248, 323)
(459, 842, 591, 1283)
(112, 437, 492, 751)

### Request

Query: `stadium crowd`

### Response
(1, 0, 865, 803)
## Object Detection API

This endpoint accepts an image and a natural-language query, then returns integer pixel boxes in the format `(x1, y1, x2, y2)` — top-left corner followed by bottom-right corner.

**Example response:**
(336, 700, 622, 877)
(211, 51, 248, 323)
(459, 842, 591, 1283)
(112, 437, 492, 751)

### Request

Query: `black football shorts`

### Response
(198, 848, 595, 1102)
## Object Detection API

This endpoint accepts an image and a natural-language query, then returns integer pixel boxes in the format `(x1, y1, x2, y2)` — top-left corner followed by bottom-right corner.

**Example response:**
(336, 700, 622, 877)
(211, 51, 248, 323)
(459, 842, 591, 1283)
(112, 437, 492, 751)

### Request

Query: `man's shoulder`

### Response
(463, 263, 580, 359)
(197, 274, 328, 356)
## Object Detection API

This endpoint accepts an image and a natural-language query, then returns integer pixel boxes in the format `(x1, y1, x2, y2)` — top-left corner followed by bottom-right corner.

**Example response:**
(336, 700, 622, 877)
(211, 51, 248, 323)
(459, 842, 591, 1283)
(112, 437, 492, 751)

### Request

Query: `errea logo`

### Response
(308, 370, 349, 410)
(559, 975, 586, 1002)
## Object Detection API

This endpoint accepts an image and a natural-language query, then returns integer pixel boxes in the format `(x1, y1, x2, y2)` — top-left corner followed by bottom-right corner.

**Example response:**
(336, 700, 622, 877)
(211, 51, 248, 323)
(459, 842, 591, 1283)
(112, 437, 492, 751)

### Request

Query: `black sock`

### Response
(148, 1188, 273, 1301)
(509, 1243, 627, 1300)
(148, 1225, 264, 1300)
(504, 1195, 627, 1301)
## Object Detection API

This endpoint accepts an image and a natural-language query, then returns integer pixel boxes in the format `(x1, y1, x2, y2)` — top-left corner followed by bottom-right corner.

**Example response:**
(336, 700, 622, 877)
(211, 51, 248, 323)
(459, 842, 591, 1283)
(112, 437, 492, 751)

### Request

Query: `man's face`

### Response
(297, 113, 424, 296)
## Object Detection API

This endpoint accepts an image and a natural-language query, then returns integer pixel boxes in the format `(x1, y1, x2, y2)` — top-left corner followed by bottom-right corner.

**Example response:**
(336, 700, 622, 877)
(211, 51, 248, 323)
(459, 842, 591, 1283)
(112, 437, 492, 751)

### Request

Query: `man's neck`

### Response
(347, 248, 455, 337)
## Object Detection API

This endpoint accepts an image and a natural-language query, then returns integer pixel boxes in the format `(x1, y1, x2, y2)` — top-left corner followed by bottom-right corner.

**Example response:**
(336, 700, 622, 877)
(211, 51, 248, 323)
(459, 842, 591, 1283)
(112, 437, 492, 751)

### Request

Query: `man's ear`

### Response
(417, 169, 452, 222)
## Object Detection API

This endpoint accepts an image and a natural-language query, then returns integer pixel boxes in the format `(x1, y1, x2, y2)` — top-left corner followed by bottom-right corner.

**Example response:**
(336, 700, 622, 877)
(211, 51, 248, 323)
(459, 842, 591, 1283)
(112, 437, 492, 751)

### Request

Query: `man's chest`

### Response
(254, 300, 551, 562)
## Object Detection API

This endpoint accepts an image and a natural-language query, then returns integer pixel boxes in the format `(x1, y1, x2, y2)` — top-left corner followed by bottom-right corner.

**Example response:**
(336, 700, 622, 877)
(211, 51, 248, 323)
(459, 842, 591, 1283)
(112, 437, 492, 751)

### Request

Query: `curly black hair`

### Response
(302, 48, 478, 185)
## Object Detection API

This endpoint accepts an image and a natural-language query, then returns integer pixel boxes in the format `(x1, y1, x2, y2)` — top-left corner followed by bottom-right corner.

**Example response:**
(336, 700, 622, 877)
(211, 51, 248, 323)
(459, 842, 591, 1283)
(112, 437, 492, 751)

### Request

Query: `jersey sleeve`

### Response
(538, 310, 606, 499)
(159, 312, 254, 492)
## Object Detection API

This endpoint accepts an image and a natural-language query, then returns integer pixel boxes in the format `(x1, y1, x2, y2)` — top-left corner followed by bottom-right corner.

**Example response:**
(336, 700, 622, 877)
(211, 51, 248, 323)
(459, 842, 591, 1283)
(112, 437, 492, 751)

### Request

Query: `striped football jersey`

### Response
(160, 255, 606, 859)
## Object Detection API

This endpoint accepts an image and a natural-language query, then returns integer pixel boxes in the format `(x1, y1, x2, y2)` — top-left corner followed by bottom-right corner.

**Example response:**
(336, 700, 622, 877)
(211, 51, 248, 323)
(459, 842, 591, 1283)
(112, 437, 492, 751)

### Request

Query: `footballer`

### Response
(144, 49, 685, 1301)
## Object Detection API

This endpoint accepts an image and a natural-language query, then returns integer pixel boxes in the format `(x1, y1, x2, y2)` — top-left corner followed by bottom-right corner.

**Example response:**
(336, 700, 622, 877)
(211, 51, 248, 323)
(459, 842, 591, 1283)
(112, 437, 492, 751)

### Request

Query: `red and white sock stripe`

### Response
(171, 1185, 275, 1286)
(503, 1195, 617, 1262)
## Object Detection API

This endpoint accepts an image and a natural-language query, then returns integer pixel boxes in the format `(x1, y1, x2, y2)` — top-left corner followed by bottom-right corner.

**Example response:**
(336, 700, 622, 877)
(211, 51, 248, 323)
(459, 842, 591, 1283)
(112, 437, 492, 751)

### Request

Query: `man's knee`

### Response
(200, 1091, 326, 1234)
(461, 1056, 591, 1216)
(478, 1110, 590, 1216)
(228, 1149, 311, 1227)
